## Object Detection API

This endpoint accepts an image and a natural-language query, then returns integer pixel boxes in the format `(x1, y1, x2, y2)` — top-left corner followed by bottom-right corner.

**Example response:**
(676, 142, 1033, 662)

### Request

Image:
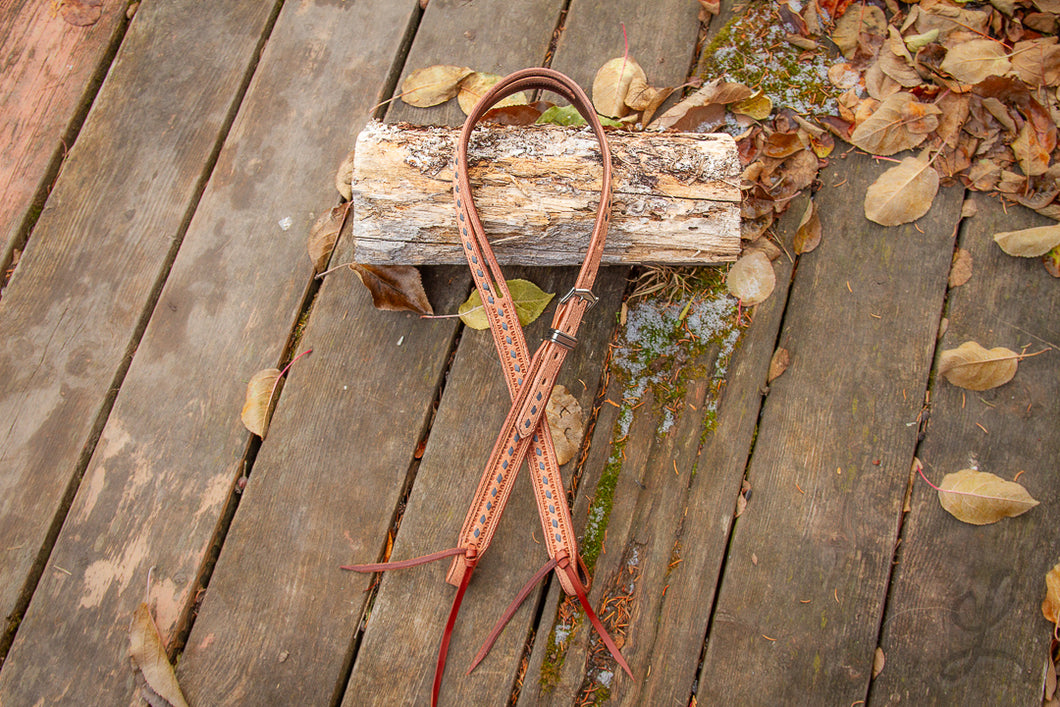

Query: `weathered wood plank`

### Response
(696, 152, 960, 703)
(512, 2, 710, 703)
(343, 266, 624, 706)
(872, 195, 1060, 705)
(0, 0, 279, 676)
(351, 122, 740, 265)
(516, 206, 795, 707)
(0, 0, 127, 266)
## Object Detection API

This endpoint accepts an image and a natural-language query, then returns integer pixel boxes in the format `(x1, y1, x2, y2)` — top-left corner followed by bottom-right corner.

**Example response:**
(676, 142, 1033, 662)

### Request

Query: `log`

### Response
(350, 121, 741, 265)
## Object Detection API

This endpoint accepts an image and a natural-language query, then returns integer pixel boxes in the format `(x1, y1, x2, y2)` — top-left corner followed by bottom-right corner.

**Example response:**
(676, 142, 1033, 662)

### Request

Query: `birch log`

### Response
(350, 121, 741, 265)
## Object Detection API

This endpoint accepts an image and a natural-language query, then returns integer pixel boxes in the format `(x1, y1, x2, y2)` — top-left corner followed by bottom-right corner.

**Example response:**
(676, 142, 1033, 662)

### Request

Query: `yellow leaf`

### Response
(1043, 560, 1060, 625)
(864, 153, 939, 226)
(731, 91, 773, 120)
(457, 72, 527, 116)
(592, 57, 647, 119)
(993, 223, 1060, 257)
(241, 368, 280, 437)
(458, 279, 554, 330)
(401, 65, 474, 108)
(794, 198, 821, 254)
(937, 469, 1039, 525)
(939, 341, 1018, 390)
(727, 251, 775, 305)
(129, 603, 190, 707)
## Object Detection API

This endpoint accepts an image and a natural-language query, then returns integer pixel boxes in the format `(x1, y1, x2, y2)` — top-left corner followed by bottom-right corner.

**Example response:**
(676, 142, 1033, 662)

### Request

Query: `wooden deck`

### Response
(1, 1, 1057, 705)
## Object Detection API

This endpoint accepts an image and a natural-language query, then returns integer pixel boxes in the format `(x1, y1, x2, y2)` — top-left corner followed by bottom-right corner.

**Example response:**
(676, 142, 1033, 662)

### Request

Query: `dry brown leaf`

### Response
(1011, 38, 1060, 86)
(939, 341, 1018, 390)
(62, 0, 103, 26)
(401, 65, 474, 107)
(653, 80, 752, 130)
(545, 385, 585, 466)
(850, 93, 937, 155)
(241, 368, 280, 437)
(767, 347, 790, 383)
(350, 264, 433, 315)
(457, 72, 527, 115)
(592, 57, 647, 118)
(864, 153, 939, 226)
(727, 251, 775, 305)
(940, 40, 1011, 85)
(308, 204, 350, 272)
(937, 469, 1039, 525)
(1012, 121, 1052, 177)
(879, 27, 922, 88)
(873, 647, 886, 679)
(948, 248, 973, 287)
(1043, 560, 1060, 625)
(794, 198, 821, 254)
(993, 223, 1060, 257)
(832, 4, 888, 58)
(336, 150, 356, 201)
(129, 603, 190, 707)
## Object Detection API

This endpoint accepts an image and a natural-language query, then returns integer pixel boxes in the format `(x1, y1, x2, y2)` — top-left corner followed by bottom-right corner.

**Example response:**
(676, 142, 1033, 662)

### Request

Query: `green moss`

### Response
(539, 620, 570, 691)
(699, 1, 841, 116)
(581, 436, 626, 575)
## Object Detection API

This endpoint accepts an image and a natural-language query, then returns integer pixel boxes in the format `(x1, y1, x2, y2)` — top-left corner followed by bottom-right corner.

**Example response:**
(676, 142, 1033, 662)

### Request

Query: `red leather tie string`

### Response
(344, 67, 630, 705)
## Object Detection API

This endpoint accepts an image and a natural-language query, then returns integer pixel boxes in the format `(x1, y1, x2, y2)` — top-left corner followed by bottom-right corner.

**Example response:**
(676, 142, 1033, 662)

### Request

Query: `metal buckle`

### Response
(547, 329, 578, 350)
(559, 287, 598, 310)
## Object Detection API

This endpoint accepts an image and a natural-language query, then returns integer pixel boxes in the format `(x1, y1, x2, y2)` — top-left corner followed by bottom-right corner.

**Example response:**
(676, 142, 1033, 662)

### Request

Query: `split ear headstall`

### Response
(344, 67, 630, 705)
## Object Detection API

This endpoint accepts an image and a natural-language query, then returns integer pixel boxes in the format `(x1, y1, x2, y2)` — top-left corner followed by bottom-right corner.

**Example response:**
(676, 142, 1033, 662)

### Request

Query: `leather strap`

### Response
(445, 67, 612, 597)
(343, 68, 629, 703)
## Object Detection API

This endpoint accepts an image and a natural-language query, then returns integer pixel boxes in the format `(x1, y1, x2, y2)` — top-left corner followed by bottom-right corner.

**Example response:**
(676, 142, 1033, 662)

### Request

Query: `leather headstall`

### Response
(343, 67, 631, 705)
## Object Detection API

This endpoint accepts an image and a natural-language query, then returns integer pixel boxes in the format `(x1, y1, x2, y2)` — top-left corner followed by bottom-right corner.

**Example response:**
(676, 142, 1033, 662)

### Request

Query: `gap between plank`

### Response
(0, 0, 288, 671)
(862, 187, 971, 707)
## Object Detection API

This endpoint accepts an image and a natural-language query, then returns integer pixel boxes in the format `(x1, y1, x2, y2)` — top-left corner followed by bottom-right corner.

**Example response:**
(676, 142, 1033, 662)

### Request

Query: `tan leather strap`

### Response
(343, 68, 629, 703)
(446, 67, 612, 597)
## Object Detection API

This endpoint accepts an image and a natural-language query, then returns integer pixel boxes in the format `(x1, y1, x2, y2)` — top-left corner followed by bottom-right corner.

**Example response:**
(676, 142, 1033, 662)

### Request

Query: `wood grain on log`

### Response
(351, 122, 741, 265)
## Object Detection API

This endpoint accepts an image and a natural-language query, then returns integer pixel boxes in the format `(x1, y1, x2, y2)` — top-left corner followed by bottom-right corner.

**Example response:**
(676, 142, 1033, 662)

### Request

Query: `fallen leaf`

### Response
(336, 150, 356, 201)
(864, 153, 939, 226)
(948, 248, 973, 287)
(1011, 37, 1060, 86)
(940, 40, 1011, 85)
(457, 72, 527, 115)
(937, 469, 1039, 525)
(592, 57, 647, 118)
(767, 347, 790, 383)
(241, 368, 280, 437)
(1012, 121, 1052, 177)
(350, 264, 433, 315)
(1044, 245, 1060, 278)
(308, 204, 350, 272)
(1043, 559, 1060, 624)
(727, 251, 775, 305)
(545, 385, 585, 465)
(832, 4, 888, 59)
(458, 278, 554, 330)
(850, 93, 937, 155)
(794, 198, 821, 254)
(61, 0, 103, 26)
(129, 603, 190, 707)
(653, 79, 752, 130)
(993, 223, 1060, 257)
(939, 341, 1018, 390)
(732, 92, 773, 120)
(873, 647, 886, 678)
(401, 65, 474, 107)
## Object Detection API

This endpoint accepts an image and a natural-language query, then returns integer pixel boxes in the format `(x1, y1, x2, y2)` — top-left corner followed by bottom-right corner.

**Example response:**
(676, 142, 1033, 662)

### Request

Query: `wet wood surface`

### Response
(1, 0, 1058, 705)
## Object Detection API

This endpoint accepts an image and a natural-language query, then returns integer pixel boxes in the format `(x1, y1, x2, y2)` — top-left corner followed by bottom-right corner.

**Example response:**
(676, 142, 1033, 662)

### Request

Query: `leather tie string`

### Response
(344, 67, 631, 705)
